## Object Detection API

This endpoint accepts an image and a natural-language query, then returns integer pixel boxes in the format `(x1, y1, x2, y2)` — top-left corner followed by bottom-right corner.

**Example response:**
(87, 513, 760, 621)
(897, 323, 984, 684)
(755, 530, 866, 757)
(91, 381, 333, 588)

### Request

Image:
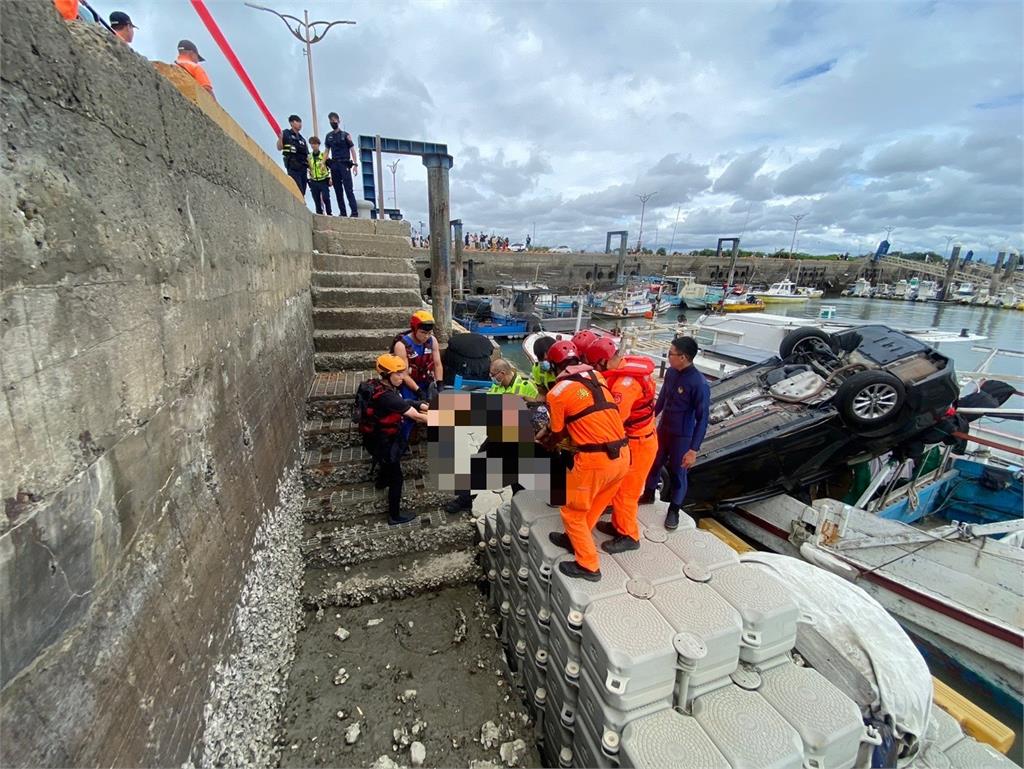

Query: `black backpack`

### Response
(352, 378, 377, 431)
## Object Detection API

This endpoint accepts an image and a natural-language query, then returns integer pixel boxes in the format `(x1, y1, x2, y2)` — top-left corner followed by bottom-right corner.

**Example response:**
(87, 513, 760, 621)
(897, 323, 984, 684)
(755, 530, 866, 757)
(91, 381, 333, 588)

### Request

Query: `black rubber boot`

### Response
(665, 505, 680, 531)
(388, 511, 418, 526)
(595, 520, 619, 537)
(601, 535, 641, 554)
(639, 489, 657, 505)
(558, 560, 601, 582)
(548, 532, 574, 554)
(444, 492, 474, 514)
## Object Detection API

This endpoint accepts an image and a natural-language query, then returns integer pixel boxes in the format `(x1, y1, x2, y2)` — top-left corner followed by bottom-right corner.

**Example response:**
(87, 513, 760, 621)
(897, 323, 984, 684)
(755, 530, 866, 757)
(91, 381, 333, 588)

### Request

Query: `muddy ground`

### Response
(278, 585, 542, 769)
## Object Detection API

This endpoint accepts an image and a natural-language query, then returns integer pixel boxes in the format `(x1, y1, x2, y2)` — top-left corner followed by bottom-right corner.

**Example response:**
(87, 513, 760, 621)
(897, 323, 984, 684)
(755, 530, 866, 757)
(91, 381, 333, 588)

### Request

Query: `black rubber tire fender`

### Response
(834, 369, 907, 430)
(779, 326, 838, 359)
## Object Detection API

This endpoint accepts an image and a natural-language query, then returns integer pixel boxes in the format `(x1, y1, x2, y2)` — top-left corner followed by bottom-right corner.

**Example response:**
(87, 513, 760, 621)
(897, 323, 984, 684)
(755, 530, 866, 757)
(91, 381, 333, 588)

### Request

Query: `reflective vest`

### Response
(489, 373, 538, 399)
(309, 151, 330, 182)
(392, 332, 434, 386)
(357, 379, 403, 438)
(530, 362, 557, 392)
(603, 355, 657, 435)
(281, 128, 308, 170)
(560, 371, 628, 458)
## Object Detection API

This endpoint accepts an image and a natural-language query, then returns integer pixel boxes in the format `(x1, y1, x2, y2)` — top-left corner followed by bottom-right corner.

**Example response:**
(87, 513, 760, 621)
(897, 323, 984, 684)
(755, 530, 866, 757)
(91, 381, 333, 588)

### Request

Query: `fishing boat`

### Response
(955, 282, 977, 303)
(753, 279, 822, 303)
(590, 286, 670, 319)
(720, 452, 1024, 706)
(842, 278, 873, 298)
(487, 285, 589, 334)
(654, 274, 710, 309)
(718, 291, 766, 313)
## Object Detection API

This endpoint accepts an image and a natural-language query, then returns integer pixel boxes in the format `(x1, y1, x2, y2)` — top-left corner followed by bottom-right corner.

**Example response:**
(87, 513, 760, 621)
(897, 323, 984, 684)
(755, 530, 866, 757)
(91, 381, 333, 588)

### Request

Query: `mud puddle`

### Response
(278, 585, 541, 768)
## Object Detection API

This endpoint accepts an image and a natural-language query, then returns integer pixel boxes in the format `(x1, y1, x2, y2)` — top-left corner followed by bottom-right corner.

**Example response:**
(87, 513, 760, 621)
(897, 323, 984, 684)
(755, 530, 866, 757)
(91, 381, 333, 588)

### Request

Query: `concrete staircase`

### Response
(276, 217, 542, 767)
(310, 215, 424, 372)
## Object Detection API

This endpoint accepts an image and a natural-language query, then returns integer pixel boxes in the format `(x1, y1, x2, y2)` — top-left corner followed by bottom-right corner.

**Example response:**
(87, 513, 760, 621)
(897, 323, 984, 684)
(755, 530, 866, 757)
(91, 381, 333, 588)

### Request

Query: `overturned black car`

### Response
(682, 324, 960, 510)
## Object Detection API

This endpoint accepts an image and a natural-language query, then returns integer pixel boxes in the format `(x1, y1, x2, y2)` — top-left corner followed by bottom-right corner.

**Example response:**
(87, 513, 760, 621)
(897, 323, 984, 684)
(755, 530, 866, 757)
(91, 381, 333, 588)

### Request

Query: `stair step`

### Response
(302, 550, 480, 608)
(315, 351, 391, 372)
(304, 476, 448, 523)
(312, 270, 419, 289)
(312, 287, 423, 309)
(313, 328, 406, 353)
(313, 214, 410, 238)
(313, 307, 422, 330)
(301, 443, 427, 489)
(313, 253, 414, 273)
(313, 231, 411, 258)
(307, 370, 375, 401)
(301, 513, 477, 569)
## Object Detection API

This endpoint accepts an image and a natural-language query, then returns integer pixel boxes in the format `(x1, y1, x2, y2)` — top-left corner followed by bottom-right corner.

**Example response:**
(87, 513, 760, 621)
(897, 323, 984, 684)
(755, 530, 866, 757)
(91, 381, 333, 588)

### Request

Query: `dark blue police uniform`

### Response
(324, 128, 359, 217)
(645, 364, 710, 508)
(281, 128, 309, 195)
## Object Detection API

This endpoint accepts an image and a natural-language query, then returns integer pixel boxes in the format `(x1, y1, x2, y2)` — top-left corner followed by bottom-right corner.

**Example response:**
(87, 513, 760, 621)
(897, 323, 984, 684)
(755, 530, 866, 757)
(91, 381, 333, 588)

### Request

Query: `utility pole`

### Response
(944, 235, 954, 259)
(884, 225, 894, 243)
(789, 213, 806, 257)
(245, 4, 355, 139)
(387, 158, 400, 208)
(635, 191, 657, 252)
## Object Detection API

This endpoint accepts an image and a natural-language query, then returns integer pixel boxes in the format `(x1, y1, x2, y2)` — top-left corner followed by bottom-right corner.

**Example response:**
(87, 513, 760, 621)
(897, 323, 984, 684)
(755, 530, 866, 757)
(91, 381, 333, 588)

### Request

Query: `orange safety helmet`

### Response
(584, 336, 619, 367)
(376, 353, 407, 375)
(410, 309, 435, 331)
(546, 340, 579, 366)
(571, 329, 599, 354)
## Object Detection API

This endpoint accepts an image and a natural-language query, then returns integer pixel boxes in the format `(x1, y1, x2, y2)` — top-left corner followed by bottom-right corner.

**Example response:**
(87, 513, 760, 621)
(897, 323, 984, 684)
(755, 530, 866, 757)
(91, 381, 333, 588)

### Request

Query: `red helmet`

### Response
(571, 329, 599, 354)
(584, 336, 619, 367)
(546, 340, 579, 366)
(410, 309, 434, 331)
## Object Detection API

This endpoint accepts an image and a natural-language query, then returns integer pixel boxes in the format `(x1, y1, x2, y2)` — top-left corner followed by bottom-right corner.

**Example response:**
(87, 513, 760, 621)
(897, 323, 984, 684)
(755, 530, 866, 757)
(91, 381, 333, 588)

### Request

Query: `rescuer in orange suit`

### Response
(539, 340, 629, 581)
(583, 336, 658, 552)
(54, 0, 78, 20)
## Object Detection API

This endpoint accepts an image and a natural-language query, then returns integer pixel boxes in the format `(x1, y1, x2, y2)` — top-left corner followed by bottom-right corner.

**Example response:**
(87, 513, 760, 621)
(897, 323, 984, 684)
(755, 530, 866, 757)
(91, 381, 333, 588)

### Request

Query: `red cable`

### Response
(189, 0, 280, 136)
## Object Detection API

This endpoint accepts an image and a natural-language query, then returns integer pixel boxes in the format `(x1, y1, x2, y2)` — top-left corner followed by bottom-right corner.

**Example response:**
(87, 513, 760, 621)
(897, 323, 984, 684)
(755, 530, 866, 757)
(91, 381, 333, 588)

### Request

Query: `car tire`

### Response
(779, 327, 837, 359)
(834, 370, 906, 430)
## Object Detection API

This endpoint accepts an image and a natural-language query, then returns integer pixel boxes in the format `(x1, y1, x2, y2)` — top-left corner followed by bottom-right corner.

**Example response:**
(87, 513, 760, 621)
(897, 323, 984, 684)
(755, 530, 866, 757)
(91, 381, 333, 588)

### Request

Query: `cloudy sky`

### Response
(116, 0, 1022, 258)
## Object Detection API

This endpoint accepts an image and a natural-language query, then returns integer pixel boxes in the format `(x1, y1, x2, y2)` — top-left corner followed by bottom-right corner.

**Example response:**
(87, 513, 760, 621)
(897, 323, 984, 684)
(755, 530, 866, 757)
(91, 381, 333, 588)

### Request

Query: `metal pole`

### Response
(452, 219, 464, 299)
(304, 10, 319, 138)
(635, 192, 657, 252)
(375, 135, 384, 217)
(668, 206, 681, 253)
(423, 153, 454, 343)
(387, 158, 400, 209)
(789, 213, 806, 257)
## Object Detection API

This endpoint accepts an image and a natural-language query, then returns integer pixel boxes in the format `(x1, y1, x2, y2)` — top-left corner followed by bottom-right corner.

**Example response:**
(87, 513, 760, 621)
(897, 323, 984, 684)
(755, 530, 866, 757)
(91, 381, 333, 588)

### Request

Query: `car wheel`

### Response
(834, 370, 906, 429)
(779, 327, 837, 359)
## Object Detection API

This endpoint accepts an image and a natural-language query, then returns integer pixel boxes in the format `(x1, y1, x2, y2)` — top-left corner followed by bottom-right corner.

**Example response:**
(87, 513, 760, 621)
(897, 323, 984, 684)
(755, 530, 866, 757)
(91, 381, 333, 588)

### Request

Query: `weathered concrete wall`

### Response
(0, 2, 313, 766)
(416, 249, 869, 295)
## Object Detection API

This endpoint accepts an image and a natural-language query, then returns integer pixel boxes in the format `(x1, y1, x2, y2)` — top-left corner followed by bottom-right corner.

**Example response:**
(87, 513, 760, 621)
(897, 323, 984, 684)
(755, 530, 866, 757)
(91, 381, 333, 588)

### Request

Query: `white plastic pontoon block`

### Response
(621, 708, 730, 769)
(692, 683, 804, 769)
(707, 563, 799, 664)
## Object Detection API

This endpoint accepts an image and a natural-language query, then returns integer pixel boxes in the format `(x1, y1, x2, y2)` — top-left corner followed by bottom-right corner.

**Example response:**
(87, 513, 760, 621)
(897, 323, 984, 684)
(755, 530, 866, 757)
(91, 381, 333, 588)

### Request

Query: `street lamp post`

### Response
(635, 191, 657, 252)
(789, 213, 806, 257)
(387, 158, 400, 209)
(245, 4, 355, 139)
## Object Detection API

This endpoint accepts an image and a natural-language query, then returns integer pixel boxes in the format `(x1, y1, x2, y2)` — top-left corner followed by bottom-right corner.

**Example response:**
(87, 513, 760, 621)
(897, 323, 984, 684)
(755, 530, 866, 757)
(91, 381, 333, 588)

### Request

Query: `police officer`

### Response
(641, 336, 710, 530)
(324, 111, 359, 217)
(277, 114, 309, 195)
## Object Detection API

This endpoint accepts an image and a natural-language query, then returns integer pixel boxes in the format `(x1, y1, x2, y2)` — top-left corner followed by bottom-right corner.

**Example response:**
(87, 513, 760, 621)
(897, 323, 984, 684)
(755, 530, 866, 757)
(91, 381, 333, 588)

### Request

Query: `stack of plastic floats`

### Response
(476, 491, 873, 769)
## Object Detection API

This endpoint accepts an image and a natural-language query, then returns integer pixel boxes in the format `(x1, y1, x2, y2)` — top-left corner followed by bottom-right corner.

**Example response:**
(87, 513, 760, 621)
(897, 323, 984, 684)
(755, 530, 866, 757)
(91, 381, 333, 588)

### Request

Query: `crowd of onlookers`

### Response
(465, 233, 530, 251)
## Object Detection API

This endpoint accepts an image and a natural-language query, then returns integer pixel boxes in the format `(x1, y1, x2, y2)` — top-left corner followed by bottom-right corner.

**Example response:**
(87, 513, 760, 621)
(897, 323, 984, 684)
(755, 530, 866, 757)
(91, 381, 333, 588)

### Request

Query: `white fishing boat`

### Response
(842, 278, 874, 298)
(590, 287, 670, 319)
(753, 279, 812, 303)
(657, 273, 710, 309)
(955, 282, 976, 303)
(719, 450, 1024, 705)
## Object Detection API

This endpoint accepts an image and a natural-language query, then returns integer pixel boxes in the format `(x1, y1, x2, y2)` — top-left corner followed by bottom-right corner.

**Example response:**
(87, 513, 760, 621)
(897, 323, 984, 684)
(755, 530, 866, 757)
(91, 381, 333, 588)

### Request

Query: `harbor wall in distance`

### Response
(414, 250, 990, 296)
(417, 250, 863, 295)
(0, 2, 312, 766)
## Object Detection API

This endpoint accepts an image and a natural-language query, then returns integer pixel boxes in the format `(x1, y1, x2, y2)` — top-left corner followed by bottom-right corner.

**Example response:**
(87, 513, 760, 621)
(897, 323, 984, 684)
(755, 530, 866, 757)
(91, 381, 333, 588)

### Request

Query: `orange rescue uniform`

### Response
(605, 357, 659, 541)
(546, 368, 630, 572)
(54, 0, 78, 20)
(176, 56, 214, 95)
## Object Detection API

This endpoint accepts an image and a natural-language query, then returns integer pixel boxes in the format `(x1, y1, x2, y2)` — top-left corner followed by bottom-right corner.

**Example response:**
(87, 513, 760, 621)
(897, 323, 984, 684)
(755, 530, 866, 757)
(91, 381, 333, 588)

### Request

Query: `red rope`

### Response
(189, 0, 280, 136)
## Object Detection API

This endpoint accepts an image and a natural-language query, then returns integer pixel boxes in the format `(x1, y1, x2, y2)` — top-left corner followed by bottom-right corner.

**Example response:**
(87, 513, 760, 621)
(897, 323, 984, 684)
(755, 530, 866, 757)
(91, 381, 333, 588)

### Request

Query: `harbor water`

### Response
(499, 296, 1023, 763)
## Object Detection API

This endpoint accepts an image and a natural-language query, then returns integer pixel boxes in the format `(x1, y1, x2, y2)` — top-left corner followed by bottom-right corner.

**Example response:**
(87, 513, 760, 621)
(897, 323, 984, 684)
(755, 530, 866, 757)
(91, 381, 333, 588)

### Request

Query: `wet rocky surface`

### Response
(278, 587, 540, 769)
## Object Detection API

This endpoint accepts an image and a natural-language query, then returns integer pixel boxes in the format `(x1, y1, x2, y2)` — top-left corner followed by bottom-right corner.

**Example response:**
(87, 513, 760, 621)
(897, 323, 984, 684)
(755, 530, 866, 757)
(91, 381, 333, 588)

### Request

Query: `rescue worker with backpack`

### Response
(583, 336, 658, 552)
(356, 354, 429, 525)
(539, 340, 630, 581)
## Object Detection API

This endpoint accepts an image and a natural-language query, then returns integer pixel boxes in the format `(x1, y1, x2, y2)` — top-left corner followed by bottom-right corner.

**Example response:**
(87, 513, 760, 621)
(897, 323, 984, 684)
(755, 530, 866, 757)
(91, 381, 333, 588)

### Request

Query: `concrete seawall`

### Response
(1, 2, 312, 765)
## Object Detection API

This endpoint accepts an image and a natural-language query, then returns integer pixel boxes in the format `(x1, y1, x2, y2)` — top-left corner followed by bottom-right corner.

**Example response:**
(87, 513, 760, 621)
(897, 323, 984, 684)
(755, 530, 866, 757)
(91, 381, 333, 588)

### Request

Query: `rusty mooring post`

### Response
(940, 245, 961, 300)
(423, 153, 454, 343)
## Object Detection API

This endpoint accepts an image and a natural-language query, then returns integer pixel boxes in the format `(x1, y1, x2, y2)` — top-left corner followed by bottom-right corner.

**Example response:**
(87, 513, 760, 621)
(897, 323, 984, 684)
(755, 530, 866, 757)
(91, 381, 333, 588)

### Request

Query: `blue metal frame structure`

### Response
(358, 135, 450, 211)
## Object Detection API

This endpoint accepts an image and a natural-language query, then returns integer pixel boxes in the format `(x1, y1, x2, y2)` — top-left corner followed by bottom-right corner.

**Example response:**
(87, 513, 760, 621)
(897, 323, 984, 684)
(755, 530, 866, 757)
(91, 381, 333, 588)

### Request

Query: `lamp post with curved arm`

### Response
(245, 4, 355, 138)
